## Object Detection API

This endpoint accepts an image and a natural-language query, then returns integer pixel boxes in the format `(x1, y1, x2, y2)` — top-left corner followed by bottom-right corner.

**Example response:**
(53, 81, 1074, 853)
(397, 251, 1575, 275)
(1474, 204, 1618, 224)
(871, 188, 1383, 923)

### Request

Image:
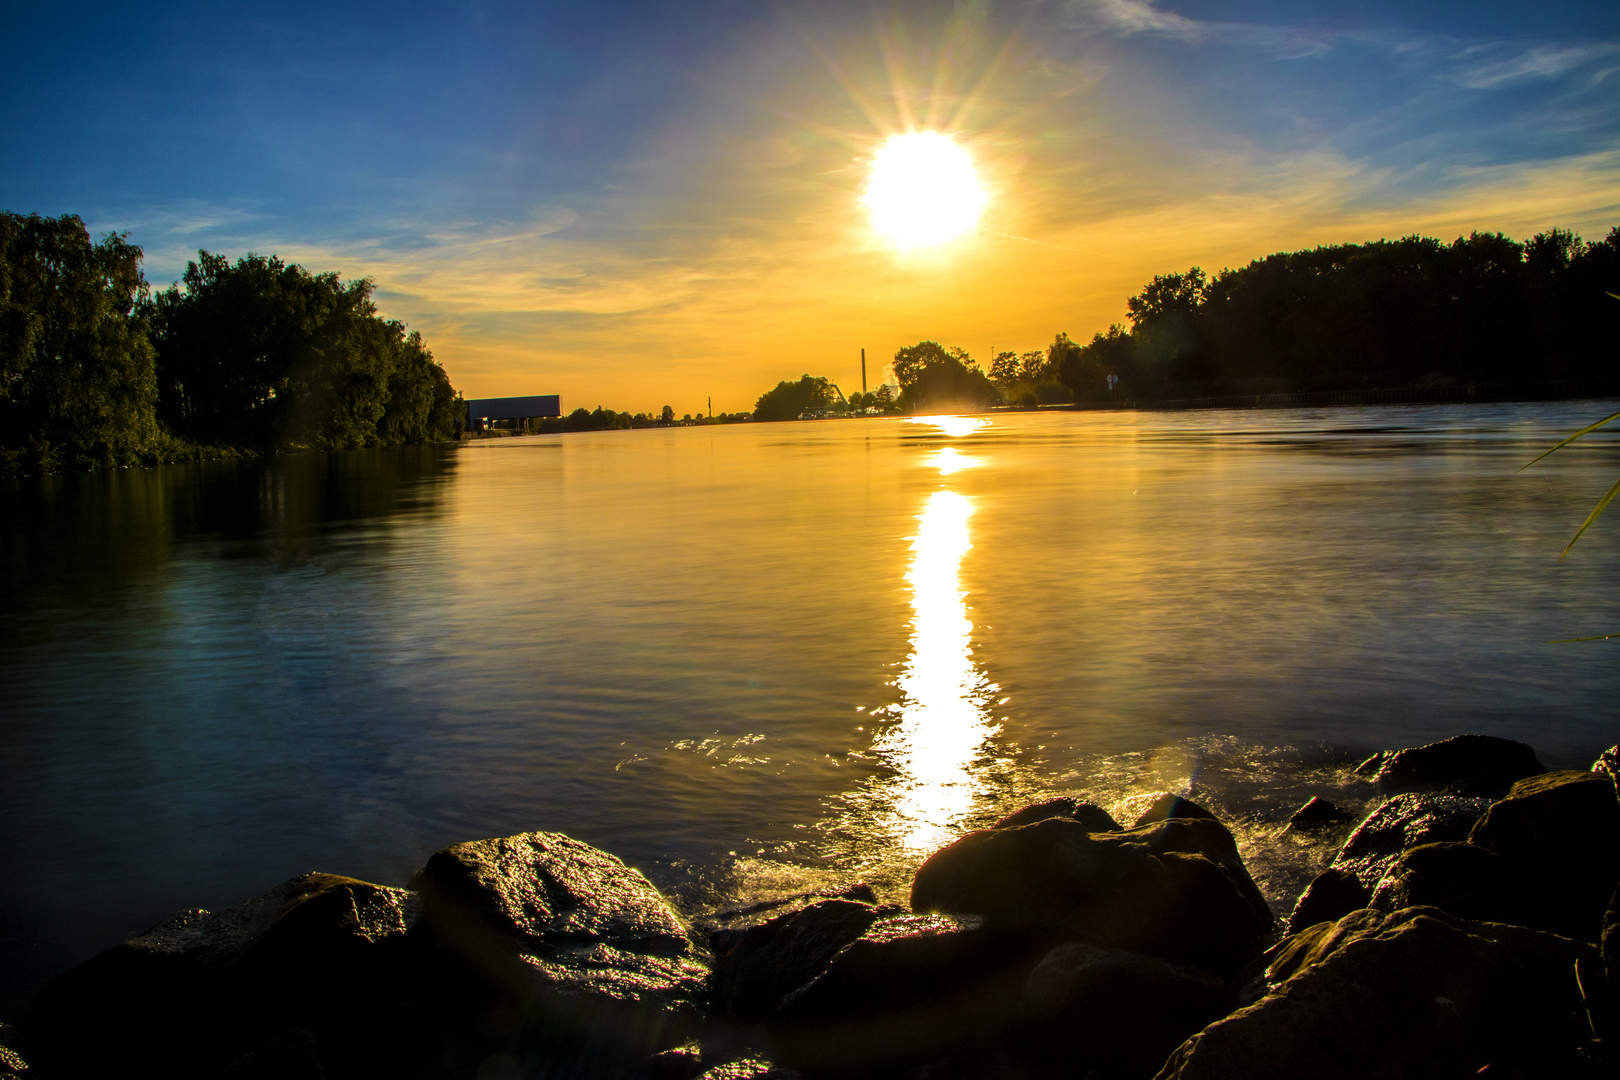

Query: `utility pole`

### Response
(861, 348, 867, 395)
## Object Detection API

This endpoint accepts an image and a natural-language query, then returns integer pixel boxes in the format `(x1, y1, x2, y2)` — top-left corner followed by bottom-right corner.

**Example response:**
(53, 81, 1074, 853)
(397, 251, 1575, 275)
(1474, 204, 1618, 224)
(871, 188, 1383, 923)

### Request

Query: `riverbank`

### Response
(4, 733, 1615, 1079)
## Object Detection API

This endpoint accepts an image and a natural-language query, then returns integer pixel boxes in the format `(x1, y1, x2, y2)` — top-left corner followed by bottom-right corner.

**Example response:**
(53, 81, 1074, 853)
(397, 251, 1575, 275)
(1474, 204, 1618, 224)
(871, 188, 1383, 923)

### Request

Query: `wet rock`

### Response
(1329, 792, 1490, 889)
(1284, 796, 1353, 833)
(771, 913, 1030, 1075)
(695, 883, 878, 938)
(1157, 906, 1597, 1080)
(1367, 842, 1522, 925)
(1120, 792, 1219, 829)
(708, 897, 888, 1019)
(693, 1057, 801, 1080)
(910, 816, 1272, 977)
(217, 1029, 326, 1080)
(1468, 770, 1620, 941)
(1284, 867, 1369, 935)
(409, 832, 710, 1069)
(994, 798, 1121, 833)
(1354, 734, 1545, 798)
(1604, 884, 1620, 994)
(613, 1043, 707, 1080)
(1019, 943, 1228, 1079)
(27, 873, 420, 1078)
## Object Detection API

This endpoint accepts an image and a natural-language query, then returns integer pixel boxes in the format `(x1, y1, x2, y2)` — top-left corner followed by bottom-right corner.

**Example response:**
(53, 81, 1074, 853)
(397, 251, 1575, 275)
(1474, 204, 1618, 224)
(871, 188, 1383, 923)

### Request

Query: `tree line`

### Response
(757, 225, 1620, 418)
(1, 212, 462, 475)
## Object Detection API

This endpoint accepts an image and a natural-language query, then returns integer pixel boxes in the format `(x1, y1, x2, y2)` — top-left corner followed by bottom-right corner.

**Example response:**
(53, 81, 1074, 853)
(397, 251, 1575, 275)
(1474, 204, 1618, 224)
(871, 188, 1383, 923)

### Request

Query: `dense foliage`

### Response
(0, 213, 164, 471)
(521, 405, 753, 432)
(1060, 227, 1620, 400)
(0, 214, 463, 474)
(144, 252, 461, 449)
(755, 375, 838, 421)
(892, 341, 999, 412)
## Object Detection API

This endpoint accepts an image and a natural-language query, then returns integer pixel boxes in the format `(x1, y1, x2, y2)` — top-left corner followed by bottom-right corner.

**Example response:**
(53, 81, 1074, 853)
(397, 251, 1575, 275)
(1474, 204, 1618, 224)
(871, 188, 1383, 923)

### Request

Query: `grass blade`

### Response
(1560, 474, 1620, 560)
(1519, 409, 1620, 472)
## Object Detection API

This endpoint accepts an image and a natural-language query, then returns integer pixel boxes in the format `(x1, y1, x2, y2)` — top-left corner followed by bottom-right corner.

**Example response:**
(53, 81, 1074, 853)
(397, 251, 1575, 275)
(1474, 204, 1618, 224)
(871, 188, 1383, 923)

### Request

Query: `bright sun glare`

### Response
(864, 132, 987, 250)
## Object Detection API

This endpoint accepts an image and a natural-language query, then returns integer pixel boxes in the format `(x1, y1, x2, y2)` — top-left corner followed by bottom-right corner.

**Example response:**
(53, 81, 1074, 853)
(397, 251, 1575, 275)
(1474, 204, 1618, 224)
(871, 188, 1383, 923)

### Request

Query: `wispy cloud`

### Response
(1451, 43, 1620, 89)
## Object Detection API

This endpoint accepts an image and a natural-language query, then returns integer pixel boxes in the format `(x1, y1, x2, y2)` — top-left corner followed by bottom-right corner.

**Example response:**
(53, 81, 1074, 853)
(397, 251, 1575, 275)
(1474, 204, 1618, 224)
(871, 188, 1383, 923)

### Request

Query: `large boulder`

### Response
(409, 831, 710, 1071)
(1367, 842, 1522, 925)
(910, 815, 1272, 977)
(706, 896, 890, 1019)
(26, 873, 421, 1078)
(1605, 884, 1620, 994)
(1283, 796, 1354, 834)
(993, 797, 1121, 832)
(1592, 745, 1620, 783)
(1283, 794, 1488, 934)
(1118, 792, 1219, 829)
(1156, 906, 1597, 1079)
(1284, 867, 1369, 935)
(1355, 734, 1545, 798)
(770, 913, 1030, 1074)
(1468, 770, 1620, 941)
(1019, 943, 1228, 1079)
(1329, 792, 1490, 890)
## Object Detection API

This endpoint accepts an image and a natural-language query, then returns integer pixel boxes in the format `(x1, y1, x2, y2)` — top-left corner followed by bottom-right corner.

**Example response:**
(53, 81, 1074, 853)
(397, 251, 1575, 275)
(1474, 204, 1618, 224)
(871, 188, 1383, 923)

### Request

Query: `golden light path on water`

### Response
(866, 416, 1000, 854)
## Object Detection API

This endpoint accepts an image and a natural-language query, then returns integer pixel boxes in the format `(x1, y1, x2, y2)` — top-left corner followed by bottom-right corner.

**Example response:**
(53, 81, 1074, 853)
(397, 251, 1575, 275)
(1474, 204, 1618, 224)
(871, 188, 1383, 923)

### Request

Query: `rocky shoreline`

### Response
(3, 733, 1617, 1079)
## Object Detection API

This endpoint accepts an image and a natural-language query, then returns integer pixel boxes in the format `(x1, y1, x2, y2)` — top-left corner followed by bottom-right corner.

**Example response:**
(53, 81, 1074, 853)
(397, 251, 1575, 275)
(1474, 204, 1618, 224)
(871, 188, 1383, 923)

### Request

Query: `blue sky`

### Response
(3, 1, 1617, 409)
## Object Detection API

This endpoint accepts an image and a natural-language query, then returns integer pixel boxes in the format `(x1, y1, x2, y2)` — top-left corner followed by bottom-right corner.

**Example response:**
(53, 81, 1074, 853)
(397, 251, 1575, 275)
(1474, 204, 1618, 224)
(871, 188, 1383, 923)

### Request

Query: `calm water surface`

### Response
(3, 403, 1619, 994)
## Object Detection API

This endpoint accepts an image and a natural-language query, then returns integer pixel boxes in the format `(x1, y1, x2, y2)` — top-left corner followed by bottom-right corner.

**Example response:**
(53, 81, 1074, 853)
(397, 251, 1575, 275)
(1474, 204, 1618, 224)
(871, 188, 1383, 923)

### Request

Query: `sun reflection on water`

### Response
(869, 488, 1001, 853)
(906, 415, 988, 438)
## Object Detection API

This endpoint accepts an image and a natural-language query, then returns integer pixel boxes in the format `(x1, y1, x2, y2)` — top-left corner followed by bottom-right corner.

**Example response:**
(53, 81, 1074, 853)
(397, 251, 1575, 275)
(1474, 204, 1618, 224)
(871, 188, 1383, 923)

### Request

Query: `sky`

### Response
(3, 1, 1617, 413)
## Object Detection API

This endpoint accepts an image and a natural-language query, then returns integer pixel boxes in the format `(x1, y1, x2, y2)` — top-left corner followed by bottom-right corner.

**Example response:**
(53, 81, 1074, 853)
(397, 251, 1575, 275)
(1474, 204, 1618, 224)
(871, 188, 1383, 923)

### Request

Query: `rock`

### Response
(693, 1058, 802, 1080)
(1284, 797, 1353, 833)
(770, 913, 1030, 1075)
(708, 897, 888, 1019)
(1592, 745, 1620, 781)
(1019, 943, 1228, 1079)
(1329, 792, 1490, 889)
(696, 883, 878, 937)
(216, 1029, 326, 1080)
(1156, 906, 1597, 1079)
(993, 798, 1121, 833)
(1468, 770, 1620, 941)
(910, 816, 1272, 977)
(1120, 792, 1219, 828)
(26, 873, 421, 1078)
(1604, 884, 1620, 993)
(0, 1045, 25, 1079)
(1367, 842, 1522, 925)
(1354, 734, 1545, 798)
(409, 831, 709, 1067)
(1284, 867, 1369, 935)
(613, 1044, 707, 1080)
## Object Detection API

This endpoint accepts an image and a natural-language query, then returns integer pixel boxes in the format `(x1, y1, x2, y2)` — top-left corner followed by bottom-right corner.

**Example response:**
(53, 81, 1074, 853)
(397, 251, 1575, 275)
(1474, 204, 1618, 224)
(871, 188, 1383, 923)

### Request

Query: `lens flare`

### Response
(863, 132, 988, 250)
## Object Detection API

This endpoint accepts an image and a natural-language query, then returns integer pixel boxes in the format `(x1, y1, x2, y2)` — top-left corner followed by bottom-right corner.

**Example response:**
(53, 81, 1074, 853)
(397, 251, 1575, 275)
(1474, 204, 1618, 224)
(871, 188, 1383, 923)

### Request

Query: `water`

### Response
(3, 403, 1619, 998)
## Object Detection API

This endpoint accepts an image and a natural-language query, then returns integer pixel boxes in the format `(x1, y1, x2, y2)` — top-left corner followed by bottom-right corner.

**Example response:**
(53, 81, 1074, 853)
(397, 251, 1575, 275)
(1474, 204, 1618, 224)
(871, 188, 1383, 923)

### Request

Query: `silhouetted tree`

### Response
(892, 341, 998, 412)
(0, 212, 161, 471)
(754, 374, 835, 421)
(144, 251, 459, 448)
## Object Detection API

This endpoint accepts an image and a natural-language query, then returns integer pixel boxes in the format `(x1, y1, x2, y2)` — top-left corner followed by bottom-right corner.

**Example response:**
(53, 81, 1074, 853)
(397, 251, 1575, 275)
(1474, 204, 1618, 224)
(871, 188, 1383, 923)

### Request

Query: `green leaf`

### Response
(1518, 409, 1620, 472)
(1560, 473, 1620, 560)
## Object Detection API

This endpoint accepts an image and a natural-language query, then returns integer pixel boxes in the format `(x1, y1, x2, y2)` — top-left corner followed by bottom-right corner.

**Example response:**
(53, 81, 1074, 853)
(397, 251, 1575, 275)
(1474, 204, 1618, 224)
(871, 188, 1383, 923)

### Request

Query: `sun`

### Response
(863, 132, 988, 250)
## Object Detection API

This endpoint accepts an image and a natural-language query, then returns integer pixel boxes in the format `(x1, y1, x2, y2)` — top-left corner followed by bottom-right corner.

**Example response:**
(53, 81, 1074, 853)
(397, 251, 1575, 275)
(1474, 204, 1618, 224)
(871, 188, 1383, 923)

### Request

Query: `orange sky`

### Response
(50, 2, 1618, 416)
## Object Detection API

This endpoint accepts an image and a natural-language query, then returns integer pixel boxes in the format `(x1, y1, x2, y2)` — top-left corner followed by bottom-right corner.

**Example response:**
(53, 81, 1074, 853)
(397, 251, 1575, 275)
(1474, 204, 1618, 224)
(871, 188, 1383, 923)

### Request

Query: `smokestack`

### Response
(861, 348, 867, 394)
